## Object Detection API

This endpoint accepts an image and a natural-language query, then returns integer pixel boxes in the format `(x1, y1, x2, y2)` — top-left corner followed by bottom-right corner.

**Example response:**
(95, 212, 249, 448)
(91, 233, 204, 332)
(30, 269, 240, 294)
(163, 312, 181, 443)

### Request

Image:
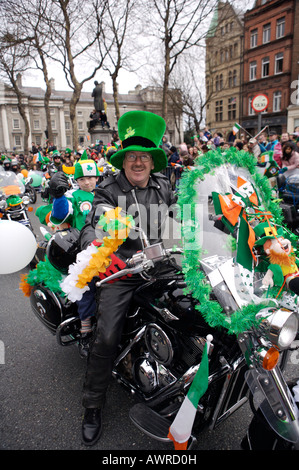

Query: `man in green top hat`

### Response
(80, 110, 177, 446)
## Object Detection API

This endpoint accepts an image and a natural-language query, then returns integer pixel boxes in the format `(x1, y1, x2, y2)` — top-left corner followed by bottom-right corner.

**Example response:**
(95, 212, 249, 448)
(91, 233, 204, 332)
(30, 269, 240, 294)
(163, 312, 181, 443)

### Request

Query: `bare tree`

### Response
(0, 30, 32, 153)
(144, 0, 217, 119)
(44, 0, 110, 149)
(0, 0, 57, 143)
(98, 0, 138, 121)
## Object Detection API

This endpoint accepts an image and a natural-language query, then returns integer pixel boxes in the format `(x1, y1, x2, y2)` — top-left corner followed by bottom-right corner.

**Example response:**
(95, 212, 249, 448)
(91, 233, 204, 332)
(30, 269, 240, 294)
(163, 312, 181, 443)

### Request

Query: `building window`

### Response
(262, 57, 270, 77)
(273, 91, 281, 112)
(13, 118, 20, 129)
(78, 121, 84, 130)
(51, 120, 56, 130)
(263, 23, 271, 44)
(250, 29, 258, 48)
(276, 17, 285, 39)
(220, 50, 224, 63)
(215, 75, 223, 91)
(14, 135, 21, 147)
(11, 106, 18, 113)
(65, 121, 71, 130)
(249, 61, 257, 81)
(275, 52, 283, 74)
(206, 80, 210, 96)
(228, 97, 237, 120)
(66, 135, 71, 146)
(50, 108, 55, 114)
(77, 110, 83, 116)
(215, 100, 223, 122)
(248, 97, 255, 115)
(233, 70, 237, 86)
(33, 120, 40, 130)
(33, 107, 39, 115)
(34, 135, 41, 146)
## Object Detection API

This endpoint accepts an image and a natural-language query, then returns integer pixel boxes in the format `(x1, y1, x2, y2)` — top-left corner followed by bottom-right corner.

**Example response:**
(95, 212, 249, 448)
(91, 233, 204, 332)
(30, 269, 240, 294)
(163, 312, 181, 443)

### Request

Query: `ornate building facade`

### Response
(205, 1, 244, 141)
(0, 77, 183, 153)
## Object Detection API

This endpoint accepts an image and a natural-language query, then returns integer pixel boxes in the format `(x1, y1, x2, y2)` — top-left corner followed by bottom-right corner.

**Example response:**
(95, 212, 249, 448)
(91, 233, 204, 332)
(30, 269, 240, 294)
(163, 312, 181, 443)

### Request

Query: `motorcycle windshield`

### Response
(0, 171, 25, 196)
(185, 163, 267, 314)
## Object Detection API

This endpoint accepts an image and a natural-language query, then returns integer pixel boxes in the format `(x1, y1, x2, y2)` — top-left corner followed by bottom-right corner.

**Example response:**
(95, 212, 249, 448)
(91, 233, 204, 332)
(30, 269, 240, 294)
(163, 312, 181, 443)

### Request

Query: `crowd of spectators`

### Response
(162, 127, 299, 168)
(0, 132, 120, 176)
(160, 126, 299, 188)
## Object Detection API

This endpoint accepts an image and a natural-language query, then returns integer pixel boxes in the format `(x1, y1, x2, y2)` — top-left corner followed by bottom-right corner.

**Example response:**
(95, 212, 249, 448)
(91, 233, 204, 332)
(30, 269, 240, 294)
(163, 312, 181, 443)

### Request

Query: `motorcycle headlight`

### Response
(0, 199, 7, 210)
(22, 195, 30, 205)
(258, 308, 298, 350)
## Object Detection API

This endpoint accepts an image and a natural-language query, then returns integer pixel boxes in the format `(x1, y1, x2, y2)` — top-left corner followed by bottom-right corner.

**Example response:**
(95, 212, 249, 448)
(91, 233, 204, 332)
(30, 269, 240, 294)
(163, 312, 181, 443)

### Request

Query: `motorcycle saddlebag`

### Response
(30, 284, 77, 334)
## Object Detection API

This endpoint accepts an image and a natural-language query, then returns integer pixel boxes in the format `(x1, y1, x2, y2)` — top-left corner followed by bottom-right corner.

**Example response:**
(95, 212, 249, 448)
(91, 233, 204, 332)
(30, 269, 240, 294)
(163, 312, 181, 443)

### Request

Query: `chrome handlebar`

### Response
(95, 242, 182, 287)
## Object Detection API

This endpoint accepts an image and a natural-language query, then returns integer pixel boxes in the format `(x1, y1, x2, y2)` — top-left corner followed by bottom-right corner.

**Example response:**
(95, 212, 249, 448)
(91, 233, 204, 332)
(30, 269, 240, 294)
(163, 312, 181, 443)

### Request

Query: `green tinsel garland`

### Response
(177, 147, 284, 335)
(26, 256, 65, 297)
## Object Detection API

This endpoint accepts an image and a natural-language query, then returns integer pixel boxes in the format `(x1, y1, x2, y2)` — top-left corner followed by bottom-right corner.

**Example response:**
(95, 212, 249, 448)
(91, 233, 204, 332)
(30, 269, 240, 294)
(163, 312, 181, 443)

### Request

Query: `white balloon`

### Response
(0, 220, 37, 274)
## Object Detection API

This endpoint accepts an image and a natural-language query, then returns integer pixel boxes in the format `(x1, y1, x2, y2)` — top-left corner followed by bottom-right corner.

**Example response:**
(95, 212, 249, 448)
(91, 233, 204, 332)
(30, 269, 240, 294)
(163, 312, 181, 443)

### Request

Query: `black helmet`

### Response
(46, 227, 80, 273)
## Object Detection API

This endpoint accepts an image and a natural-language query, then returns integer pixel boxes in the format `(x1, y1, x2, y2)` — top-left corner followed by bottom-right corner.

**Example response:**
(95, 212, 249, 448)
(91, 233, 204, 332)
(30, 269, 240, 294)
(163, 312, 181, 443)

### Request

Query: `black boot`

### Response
(78, 332, 93, 359)
(82, 408, 103, 446)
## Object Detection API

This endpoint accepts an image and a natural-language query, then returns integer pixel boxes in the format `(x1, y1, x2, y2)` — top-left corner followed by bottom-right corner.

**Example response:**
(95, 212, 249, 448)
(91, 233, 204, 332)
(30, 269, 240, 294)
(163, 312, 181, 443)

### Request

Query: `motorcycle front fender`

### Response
(245, 366, 299, 447)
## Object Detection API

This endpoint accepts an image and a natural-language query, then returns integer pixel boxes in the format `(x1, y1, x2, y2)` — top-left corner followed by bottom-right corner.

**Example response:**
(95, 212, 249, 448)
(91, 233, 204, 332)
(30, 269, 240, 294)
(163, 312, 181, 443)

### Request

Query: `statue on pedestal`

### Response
(92, 81, 104, 112)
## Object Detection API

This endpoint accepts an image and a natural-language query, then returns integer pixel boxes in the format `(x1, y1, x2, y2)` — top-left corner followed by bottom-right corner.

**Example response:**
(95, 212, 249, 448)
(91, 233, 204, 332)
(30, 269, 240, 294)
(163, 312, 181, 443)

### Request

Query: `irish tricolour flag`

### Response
(167, 338, 211, 450)
(232, 122, 241, 135)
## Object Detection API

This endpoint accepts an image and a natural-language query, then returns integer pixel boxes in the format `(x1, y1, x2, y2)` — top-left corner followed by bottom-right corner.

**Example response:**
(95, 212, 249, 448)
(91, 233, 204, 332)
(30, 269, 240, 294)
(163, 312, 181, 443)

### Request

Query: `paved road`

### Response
(0, 193, 298, 452)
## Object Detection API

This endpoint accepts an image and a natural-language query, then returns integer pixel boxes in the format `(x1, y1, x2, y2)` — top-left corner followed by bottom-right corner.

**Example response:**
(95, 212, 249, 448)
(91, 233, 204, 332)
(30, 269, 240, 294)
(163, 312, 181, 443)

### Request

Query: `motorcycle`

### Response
(0, 168, 34, 232)
(276, 169, 299, 235)
(23, 151, 299, 450)
(22, 176, 37, 204)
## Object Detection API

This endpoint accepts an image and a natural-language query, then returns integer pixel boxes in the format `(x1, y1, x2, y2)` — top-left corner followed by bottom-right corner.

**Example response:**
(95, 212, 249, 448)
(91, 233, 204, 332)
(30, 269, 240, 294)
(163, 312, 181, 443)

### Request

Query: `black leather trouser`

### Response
(82, 276, 144, 408)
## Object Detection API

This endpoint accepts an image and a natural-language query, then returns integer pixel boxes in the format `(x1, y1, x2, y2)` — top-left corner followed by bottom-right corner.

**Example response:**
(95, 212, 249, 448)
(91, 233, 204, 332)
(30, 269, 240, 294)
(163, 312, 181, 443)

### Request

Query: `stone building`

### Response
(0, 76, 183, 154)
(205, 1, 244, 141)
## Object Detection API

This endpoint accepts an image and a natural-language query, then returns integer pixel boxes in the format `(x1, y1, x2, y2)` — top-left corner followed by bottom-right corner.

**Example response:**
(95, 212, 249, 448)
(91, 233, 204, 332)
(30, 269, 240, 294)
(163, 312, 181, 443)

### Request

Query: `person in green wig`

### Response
(79, 110, 177, 446)
(36, 150, 100, 357)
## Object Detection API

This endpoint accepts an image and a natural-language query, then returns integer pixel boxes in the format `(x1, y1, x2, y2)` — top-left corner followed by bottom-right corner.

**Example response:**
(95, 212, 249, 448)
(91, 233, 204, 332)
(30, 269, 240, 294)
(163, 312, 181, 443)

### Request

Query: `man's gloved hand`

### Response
(48, 171, 69, 198)
(98, 253, 132, 283)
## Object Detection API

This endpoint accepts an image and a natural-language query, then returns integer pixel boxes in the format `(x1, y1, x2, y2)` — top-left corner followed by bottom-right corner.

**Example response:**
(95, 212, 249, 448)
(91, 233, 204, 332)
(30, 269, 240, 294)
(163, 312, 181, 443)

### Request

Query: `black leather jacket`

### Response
(80, 169, 177, 260)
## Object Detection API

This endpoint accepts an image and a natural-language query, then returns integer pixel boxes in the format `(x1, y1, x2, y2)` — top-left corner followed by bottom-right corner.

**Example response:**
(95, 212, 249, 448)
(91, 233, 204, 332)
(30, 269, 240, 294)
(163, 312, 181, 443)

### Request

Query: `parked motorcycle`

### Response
(0, 168, 34, 232)
(22, 154, 299, 450)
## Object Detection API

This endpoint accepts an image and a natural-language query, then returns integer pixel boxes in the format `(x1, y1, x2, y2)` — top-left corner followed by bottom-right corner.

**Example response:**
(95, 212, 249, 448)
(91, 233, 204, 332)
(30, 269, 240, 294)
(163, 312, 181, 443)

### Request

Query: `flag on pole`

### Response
(167, 339, 210, 450)
(232, 122, 241, 135)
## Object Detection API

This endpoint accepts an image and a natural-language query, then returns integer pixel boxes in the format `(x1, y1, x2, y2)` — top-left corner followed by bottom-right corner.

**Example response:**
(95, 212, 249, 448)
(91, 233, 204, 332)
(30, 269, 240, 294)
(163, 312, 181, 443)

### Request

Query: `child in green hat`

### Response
(36, 151, 100, 357)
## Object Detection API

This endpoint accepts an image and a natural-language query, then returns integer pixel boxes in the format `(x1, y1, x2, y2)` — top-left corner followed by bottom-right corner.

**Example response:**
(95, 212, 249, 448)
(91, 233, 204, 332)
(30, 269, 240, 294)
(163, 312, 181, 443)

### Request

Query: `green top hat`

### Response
(254, 221, 283, 246)
(110, 110, 168, 173)
(74, 150, 100, 180)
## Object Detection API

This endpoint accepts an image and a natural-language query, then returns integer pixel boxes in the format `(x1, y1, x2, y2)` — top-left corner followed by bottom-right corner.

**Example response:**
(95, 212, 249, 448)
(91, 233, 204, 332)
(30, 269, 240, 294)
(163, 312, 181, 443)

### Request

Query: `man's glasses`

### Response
(125, 153, 152, 162)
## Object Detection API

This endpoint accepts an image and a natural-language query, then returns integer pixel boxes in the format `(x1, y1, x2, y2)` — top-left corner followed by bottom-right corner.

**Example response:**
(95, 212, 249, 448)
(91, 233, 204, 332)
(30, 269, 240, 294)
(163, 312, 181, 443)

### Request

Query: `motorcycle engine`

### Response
(144, 323, 174, 365)
(132, 323, 175, 394)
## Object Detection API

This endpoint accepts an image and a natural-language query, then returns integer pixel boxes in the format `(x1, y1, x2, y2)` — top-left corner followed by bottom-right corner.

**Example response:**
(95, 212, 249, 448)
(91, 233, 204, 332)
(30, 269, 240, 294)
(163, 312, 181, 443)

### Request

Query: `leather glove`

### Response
(48, 171, 69, 198)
